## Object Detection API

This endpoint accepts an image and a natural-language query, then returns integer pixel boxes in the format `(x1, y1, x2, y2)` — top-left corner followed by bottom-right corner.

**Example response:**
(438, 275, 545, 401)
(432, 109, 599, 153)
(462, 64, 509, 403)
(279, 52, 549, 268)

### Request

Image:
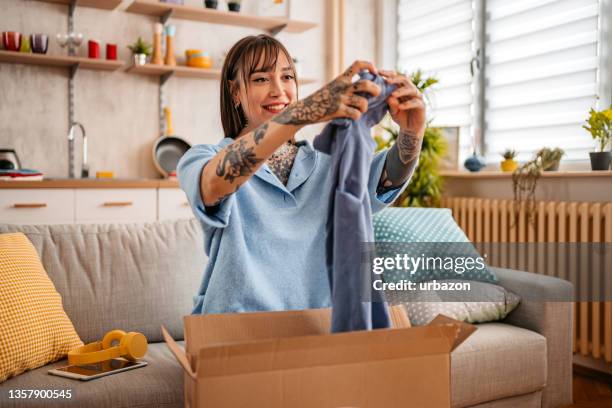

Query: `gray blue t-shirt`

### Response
(177, 137, 404, 315)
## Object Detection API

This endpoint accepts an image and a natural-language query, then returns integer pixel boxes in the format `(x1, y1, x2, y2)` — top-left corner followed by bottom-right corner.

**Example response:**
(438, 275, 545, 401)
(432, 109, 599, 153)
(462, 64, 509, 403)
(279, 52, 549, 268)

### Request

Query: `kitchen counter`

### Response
(0, 179, 181, 189)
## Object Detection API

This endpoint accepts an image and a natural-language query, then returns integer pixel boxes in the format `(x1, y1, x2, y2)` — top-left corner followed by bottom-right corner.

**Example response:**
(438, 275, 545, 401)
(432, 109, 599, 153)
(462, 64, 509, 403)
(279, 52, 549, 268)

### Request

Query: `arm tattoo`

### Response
(215, 139, 262, 183)
(253, 122, 268, 145)
(377, 129, 423, 194)
(272, 79, 349, 125)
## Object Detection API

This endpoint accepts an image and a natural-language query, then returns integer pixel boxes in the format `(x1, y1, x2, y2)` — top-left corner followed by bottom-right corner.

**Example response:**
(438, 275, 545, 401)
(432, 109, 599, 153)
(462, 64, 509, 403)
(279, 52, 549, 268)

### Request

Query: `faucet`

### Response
(67, 122, 88, 178)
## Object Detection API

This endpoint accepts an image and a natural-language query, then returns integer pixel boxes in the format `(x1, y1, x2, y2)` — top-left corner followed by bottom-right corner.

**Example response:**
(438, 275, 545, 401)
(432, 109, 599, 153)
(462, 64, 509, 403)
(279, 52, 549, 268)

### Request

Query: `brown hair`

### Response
(220, 34, 298, 139)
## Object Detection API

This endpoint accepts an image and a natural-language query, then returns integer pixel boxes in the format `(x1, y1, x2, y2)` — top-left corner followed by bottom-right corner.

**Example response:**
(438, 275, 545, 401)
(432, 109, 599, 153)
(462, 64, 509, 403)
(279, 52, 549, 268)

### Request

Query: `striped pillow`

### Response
(0, 233, 83, 383)
(373, 208, 498, 284)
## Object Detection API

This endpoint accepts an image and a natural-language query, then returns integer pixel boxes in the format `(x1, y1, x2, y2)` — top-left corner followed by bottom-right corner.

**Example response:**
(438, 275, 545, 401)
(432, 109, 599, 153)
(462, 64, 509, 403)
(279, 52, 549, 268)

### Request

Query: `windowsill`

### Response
(440, 170, 612, 179)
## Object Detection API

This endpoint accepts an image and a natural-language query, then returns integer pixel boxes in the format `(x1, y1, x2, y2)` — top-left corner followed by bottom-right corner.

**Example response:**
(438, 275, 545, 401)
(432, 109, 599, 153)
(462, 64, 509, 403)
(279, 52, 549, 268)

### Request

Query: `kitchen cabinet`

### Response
(0, 189, 74, 224)
(158, 188, 193, 221)
(75, 188, 157, 223)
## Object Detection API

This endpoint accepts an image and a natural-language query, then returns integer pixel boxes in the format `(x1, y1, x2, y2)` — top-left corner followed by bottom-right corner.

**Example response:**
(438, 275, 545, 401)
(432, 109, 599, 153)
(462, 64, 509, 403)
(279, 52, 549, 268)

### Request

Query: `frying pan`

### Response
(153, 107, 191, 178)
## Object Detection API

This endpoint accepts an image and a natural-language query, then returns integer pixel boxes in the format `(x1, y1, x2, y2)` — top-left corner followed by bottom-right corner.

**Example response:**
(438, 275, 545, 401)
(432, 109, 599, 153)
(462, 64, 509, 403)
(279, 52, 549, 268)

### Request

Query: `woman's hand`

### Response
(272, 60, 381, 126)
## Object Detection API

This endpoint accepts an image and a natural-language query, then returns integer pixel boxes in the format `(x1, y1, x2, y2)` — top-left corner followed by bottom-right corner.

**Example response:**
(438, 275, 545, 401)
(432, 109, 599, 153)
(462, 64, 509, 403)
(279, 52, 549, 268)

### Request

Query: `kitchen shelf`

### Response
(34, 0, 122, 10)
(126, 63, 317, 84)
(126, 0, 317, 33)
(0, 50, 124, 71)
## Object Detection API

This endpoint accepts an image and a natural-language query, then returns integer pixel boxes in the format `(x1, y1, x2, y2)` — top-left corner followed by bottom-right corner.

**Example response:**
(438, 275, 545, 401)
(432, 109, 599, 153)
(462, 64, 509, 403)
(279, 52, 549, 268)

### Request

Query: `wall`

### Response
(0, 0, 378, 179)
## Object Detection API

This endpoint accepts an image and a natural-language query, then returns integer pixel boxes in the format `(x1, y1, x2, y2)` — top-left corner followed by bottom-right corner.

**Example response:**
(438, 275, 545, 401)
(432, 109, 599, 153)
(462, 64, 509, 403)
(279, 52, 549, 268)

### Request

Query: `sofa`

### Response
(0, 219, 574, 408)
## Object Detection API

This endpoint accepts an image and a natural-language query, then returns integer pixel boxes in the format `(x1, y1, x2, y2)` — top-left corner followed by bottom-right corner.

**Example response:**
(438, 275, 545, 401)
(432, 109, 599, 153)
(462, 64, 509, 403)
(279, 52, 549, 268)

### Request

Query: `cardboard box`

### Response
(162, 306, 476, 408)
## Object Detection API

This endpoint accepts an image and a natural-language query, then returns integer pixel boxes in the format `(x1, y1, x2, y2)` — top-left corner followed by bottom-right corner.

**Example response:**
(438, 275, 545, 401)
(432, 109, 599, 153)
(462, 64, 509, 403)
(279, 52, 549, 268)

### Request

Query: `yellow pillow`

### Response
(0, 233, 83, 383)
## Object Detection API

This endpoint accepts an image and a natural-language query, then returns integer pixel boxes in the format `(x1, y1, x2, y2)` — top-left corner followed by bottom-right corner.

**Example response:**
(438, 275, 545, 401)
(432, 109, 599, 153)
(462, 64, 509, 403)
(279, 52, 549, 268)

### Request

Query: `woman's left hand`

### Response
(380, 70, 426, 139)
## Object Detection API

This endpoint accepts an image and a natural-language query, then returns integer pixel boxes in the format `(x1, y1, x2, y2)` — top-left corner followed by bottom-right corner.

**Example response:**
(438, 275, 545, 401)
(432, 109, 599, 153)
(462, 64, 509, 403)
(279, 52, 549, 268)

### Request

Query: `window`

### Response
(395, 0, 607, 165)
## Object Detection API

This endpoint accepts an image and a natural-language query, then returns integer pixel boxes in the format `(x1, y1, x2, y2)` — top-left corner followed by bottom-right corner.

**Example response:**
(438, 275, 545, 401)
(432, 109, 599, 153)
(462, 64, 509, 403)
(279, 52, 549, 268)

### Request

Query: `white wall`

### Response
(0, 0, 378, 178)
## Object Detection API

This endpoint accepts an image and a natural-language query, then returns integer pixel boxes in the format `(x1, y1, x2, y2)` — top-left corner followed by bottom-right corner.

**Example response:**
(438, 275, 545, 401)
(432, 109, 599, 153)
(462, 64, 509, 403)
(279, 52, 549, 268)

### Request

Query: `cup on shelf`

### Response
(106, 43, 117, 60)
(30, 34, 49, 54)
(185, 49, 212, 68)
(2, 31, 22, 52)
(88, 40, 100, 59)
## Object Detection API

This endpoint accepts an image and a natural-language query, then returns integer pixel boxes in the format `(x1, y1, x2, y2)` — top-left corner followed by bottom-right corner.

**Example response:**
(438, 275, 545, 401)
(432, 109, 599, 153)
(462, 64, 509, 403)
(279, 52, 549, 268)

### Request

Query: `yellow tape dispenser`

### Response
(68, 330, 148, 366)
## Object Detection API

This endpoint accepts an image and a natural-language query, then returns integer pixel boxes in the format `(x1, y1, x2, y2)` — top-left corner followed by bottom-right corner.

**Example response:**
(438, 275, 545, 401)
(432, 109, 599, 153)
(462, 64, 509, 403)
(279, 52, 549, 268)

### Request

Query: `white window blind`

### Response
(396, 0, 476, 129)
(484, 0, 601, 162)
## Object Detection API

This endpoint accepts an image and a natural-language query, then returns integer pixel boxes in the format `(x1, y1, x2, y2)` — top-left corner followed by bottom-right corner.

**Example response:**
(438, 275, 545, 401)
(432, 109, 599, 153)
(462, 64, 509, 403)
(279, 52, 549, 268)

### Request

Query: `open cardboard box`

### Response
(162, 306, 476, 408)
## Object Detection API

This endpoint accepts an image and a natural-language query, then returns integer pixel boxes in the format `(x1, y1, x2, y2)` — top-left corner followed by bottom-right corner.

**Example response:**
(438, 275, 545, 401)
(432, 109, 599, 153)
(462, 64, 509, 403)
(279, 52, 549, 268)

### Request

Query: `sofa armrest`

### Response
(492, 267, 574, 408)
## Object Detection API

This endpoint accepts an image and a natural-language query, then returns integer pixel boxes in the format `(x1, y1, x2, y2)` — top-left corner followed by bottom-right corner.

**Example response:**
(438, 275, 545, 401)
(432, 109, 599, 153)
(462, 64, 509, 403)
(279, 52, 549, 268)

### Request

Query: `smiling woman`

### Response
(176, 34, 426, 315)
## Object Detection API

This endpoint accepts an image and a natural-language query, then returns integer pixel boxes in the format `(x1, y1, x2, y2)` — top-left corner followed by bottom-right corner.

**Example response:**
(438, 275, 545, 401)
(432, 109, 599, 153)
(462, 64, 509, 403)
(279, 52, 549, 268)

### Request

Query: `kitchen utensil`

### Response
(2, 32, 21, 51)
(164, 25, 176, 66)
(151, 23, 163, 65)
(106, 43, 117, 60)
(0, 149, 22, 170)
(88, 40, 100, 58)
(152, 107, 191, 178)
(30, 34, 48, 54)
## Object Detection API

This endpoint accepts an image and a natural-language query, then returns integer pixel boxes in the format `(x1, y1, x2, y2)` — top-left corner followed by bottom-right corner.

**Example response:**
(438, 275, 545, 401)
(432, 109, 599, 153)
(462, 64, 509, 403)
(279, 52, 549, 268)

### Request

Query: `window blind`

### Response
(484, 0, 601, 162)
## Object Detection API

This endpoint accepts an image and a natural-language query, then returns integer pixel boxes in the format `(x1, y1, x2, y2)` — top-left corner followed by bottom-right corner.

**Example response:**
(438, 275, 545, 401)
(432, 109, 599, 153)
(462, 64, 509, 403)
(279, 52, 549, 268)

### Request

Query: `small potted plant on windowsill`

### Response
(228, 0, 241, 12)
(583, 106, 612, 171)
(537, 147, 564, 171)
(500, 149, 518, 172)
(127, 37, 152, 66)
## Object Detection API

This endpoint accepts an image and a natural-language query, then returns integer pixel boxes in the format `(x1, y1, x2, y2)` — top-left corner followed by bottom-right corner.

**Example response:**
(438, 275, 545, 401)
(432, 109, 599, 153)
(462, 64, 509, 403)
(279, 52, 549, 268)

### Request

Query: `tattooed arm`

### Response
(201, 60, 382, 206)
(377, 129, 423, 194)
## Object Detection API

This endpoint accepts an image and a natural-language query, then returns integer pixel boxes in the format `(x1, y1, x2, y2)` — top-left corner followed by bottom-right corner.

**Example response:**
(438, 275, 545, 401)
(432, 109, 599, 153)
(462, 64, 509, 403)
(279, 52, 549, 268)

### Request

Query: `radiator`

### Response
(440, 196, 612, 363)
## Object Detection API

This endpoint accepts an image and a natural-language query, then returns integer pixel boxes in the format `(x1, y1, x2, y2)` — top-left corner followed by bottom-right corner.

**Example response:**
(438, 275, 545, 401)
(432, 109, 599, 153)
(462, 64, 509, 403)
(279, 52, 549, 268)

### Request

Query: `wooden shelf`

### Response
(440, 170, 612, 179)
(126, 0, 317, 33)
(0, 50, 124, 71)
(126, 63, 317, 84)
(34, 0, 122, 10)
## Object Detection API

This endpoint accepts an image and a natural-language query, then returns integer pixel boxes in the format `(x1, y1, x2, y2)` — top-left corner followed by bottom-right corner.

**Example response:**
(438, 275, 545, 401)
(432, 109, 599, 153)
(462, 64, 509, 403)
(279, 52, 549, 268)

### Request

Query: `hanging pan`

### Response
(153, 107, 192, 178)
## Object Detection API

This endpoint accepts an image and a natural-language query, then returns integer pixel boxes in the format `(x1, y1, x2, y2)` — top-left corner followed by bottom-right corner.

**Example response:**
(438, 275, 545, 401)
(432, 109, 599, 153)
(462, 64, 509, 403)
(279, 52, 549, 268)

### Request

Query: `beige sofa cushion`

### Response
(451, 323, 547, 408)
(0, 220, 205, 343)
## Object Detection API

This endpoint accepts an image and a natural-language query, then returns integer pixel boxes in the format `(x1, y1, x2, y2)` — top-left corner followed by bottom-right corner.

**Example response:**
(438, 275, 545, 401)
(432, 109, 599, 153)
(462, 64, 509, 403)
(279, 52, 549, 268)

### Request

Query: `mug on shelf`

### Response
(88, 40, 100, 59)
(2, 31, 21, 52)
(30, 34, 48, 54)
(106, 43, 117, 60)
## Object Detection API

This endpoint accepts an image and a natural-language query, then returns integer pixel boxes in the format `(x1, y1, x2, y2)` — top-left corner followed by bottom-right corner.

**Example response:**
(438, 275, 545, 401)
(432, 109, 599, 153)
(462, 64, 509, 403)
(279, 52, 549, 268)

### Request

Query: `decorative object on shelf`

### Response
(88, 40, 100, 59)
(30, 34, 48, 54)
(537, 147, 564, 171)
(258, 0, 289, 17)
(185, 49, 212, 68)
(56, 32, 83, 55)
(163, 26, 176, 66)
(204, 0, 218, 9)
(151, 23, 163, 65)
(500, 149, 518, 172)
(227, 0, 242, 12)
(583, 106, 612, 171)
(128, 37, 152, 66)
(464, 149, 485, 172)
(374, 71, 446, 207)
(2, 32, 21, 52)
(106, 43, 117, 60)
(19, 36, 31, 53)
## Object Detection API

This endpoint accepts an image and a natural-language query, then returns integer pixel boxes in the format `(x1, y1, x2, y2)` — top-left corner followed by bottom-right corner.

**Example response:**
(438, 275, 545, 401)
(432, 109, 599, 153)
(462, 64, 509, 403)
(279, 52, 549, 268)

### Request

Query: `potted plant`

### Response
(500, 149, 518, 172)
(228, 0, 241, 12)
(536, 147, 564, 171)
(127, 37, 152, 66)
(583, 106, 612, 170)
(203, 0, 217, 9)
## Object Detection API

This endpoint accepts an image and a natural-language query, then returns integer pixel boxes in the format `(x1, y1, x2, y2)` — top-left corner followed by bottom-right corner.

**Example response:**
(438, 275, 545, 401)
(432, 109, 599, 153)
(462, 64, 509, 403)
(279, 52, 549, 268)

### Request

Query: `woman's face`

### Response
(235, 52, 297, 132)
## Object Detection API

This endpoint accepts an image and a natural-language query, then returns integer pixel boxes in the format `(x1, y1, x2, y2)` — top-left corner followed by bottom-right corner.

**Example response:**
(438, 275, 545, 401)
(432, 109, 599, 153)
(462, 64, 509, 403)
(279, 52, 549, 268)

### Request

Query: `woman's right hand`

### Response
(272, 60, 381, 126)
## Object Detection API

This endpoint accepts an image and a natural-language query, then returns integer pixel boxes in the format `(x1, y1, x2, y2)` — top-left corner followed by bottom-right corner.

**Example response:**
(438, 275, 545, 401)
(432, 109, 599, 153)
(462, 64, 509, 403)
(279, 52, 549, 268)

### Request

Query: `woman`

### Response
(178, 34, 425, 314)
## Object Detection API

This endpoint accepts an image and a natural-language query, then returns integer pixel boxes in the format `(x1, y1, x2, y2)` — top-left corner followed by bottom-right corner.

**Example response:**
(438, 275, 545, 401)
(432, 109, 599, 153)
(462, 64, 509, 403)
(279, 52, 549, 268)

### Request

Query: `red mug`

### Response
(106, 43, 117, 60)
(88, 40, 100, 59)
(2, 31, 21, 52)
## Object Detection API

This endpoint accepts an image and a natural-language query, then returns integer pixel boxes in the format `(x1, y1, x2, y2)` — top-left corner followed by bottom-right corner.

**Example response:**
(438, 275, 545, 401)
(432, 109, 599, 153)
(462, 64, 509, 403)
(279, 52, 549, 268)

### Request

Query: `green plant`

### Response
(582, 106, 612, 152)
(536, 147, 564, 170)
(502, 149, 517, 160)
(127, 37, 152, 56)
(374, 71, 446, 207)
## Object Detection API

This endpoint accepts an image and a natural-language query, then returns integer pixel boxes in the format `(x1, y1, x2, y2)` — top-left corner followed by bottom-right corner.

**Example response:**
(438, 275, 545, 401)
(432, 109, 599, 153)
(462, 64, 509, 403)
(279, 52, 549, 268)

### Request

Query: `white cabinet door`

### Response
(0, 189, 75, 224)
(158, 188, 194, 221)
(75, 189, 157, 223)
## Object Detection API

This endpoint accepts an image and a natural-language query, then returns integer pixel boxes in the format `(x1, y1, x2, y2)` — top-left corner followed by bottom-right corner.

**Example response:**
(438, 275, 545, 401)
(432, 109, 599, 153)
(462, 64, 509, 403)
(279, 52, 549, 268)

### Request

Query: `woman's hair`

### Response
(220, 34, 298, 139)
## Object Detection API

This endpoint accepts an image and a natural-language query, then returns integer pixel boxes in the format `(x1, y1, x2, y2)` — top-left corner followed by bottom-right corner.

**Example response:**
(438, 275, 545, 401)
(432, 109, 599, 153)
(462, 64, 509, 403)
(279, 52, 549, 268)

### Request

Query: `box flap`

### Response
(195, 323, 459, 378)
(428, 314, 477, 351)
(161, 325, 196, 379)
